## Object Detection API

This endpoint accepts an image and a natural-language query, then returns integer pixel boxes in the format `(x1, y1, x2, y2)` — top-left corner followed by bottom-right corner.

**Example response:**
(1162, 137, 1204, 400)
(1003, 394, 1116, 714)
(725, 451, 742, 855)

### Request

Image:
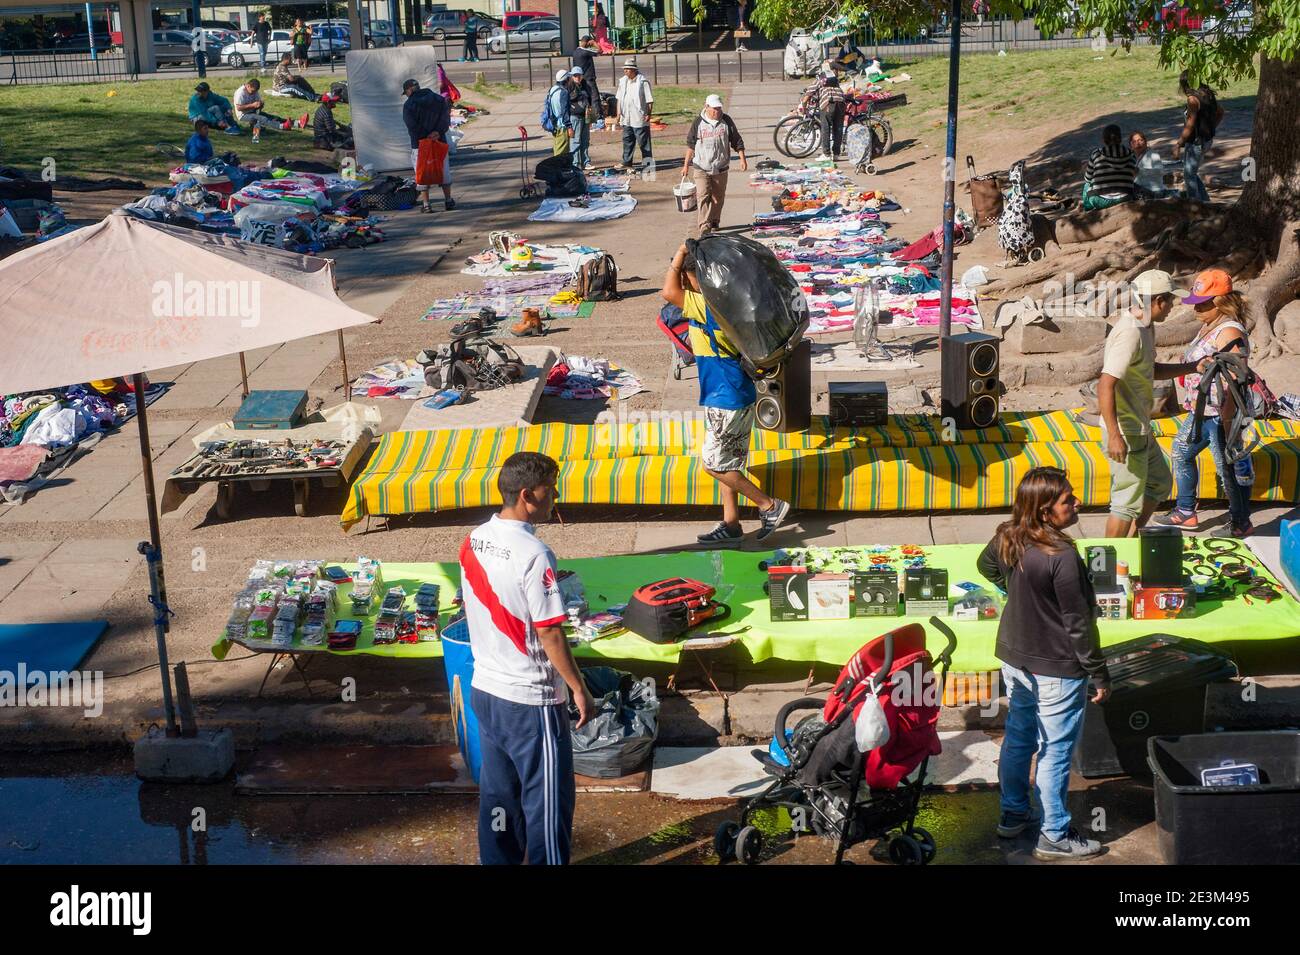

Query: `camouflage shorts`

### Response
(701, 405, 755, 472)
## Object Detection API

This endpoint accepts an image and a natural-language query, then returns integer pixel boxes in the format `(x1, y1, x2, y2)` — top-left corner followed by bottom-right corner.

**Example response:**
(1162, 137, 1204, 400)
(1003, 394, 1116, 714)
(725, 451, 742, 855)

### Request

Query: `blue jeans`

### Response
(471, 687, 575, 865)
(1183, 140, 1209, 202)
(194, 50, 207, 78)
(257, 43, 268, 69)
(1171, 412, 1254, 528)
(570, 118, 590, 167)
(999, 665, 1088, 842)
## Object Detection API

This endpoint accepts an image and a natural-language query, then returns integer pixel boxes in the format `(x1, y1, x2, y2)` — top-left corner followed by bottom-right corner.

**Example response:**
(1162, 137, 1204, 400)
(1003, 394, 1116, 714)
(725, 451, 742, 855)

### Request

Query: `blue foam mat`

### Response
(0, 621, 109, 675)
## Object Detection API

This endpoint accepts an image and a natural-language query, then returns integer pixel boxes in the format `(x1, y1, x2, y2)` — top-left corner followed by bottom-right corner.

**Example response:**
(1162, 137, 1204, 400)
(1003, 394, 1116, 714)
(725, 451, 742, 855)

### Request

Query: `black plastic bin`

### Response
(1149, 731, 1300, 864)
(1073, 634, 1237, 778)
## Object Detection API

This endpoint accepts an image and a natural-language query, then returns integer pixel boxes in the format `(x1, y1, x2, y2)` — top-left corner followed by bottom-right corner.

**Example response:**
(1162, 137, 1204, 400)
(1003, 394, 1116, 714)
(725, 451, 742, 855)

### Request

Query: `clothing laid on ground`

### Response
(472, 686, 575, 865)
(615, 73, 653, 127)
(1084, 143, 1137, 198)
(681, 289, 756, 411)
(459, 513, 569, 706)
(185, 133, 213, 164)
(976, 541, 1110, 687)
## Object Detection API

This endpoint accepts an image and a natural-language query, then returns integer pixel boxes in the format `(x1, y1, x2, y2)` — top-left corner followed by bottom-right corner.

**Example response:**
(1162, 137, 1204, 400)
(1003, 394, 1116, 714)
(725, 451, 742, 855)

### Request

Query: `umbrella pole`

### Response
(938, 0, 962, 342)
(134, 372, 179, 737)
(238, 352, 250, 398)
(338, 329, 349, 397)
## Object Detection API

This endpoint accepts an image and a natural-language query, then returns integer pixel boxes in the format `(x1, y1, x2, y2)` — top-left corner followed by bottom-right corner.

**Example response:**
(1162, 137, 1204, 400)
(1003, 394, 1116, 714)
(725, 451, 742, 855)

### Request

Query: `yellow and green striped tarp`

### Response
(341, 411, 1300, 528)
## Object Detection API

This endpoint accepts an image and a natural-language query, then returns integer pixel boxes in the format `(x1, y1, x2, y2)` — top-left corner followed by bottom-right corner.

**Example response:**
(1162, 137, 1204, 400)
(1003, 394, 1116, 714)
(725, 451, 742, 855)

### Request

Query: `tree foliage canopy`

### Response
(701, 0, 1300, 84)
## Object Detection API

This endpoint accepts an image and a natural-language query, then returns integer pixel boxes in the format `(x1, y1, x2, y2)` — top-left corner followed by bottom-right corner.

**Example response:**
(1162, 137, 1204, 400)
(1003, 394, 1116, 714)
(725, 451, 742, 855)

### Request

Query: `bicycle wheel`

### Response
(869, 117, 894, 157)
(786, 118, 822, 158)
(772, 114, 805, 157)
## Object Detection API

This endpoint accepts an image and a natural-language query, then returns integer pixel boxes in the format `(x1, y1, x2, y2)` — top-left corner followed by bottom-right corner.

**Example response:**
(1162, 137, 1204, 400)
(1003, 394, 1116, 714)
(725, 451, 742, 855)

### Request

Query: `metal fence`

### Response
(2, 45, 138, 84)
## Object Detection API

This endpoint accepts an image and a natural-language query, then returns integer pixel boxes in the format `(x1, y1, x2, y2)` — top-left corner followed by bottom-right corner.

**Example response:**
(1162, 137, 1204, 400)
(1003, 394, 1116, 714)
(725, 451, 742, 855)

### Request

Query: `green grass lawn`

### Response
(880, 46, 1258, 138)
(0, 73, 511, 184)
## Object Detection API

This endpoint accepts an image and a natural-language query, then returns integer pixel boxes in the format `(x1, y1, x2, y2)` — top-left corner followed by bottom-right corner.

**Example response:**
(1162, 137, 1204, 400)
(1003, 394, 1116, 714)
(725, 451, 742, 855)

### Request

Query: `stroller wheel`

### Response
(888, 834, 925, 866)
(912, 827, 937, 864)
(736, 825, 764, 866)
(713, 821, 739, 862)
(673, 364, 682, 381)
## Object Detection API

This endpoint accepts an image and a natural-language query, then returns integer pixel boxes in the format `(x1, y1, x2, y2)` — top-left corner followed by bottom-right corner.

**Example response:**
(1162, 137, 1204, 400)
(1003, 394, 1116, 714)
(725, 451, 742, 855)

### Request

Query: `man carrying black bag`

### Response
(661, 241, 792, 546)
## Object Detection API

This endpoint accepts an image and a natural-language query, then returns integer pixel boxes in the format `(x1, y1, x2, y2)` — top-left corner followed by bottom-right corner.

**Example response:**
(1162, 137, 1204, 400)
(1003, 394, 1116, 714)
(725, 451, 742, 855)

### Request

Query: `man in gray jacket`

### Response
(682, 93, 747, 237)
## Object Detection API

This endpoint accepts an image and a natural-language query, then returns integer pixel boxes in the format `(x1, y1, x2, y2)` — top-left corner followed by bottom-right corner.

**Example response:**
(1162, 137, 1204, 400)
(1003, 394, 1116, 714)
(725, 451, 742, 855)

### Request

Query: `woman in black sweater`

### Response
(976, 467, 1111, 861)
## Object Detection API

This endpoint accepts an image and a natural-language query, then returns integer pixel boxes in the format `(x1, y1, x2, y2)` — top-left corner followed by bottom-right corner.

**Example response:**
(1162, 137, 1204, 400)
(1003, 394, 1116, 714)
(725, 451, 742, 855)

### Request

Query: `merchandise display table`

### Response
(213, 541, 1300, 675)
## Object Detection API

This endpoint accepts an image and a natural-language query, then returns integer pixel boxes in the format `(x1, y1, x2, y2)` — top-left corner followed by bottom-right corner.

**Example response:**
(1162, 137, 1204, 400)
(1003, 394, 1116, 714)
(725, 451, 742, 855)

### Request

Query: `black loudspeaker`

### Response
(941, 331, 1000, 430)
(1139, 526, 1184, 586)
(1084, 544, 1118, 590)
(754, 339, 811, 433)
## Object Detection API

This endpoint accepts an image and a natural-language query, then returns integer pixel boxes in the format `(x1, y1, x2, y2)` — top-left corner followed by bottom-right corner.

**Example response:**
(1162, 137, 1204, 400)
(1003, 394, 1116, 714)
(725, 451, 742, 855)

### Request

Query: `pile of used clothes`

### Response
(544, 355, 644, 401)
(748, 163, 982, 335)
(0, 378, 162, 504)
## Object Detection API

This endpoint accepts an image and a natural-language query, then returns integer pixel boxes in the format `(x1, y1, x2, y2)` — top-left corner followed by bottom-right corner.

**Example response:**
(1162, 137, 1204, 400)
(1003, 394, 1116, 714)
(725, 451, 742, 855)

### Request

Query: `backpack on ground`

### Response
(540, 84, 560, 134)
(534, 154, 586, 197)
(576, 253, 620, 302)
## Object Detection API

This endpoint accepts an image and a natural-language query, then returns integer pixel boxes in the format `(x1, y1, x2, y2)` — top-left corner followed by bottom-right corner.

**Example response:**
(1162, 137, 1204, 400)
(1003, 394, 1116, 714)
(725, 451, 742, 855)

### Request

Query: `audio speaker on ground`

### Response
(941, 331, 1000, 430)
(755, 339, 811, 433)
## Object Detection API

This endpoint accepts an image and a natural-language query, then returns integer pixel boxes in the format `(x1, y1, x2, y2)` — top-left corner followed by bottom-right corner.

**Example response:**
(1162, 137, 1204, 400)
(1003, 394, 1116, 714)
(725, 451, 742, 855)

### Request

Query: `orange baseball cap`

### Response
(1183, 269, 1233, 304)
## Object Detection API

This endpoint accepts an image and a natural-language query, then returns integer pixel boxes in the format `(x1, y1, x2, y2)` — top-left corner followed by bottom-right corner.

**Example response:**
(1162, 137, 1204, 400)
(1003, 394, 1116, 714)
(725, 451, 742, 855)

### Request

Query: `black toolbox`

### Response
(1149, 731, 1300, 864)
(1074, 634, 1237, 778)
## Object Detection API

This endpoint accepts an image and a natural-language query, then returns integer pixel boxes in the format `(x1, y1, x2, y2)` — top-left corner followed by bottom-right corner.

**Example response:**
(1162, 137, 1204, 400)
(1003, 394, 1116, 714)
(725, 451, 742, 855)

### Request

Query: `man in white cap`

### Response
(682, 93, 747, 237)
(544, 68, 577, 160)
(1098, 269, 1186, 537)
(614, 58, 654, 172)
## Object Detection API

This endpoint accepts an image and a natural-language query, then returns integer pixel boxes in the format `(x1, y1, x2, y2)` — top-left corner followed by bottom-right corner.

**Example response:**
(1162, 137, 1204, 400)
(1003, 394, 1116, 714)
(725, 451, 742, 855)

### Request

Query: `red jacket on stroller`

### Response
(823, 624, 943, 789)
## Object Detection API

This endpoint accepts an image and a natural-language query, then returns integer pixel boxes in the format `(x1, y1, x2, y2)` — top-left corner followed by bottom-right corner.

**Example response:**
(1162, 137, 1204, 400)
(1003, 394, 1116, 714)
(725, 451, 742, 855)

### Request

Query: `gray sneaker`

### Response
(755, 499, 791, 542)
(696, 521, 743, 547)
(1033, 828, 1102, 861)
(996, 806, 1042, 838)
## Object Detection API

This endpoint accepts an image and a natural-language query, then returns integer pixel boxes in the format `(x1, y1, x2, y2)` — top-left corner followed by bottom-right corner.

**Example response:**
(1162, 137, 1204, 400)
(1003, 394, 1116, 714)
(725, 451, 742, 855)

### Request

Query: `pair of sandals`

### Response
(420, 198, 457, 213)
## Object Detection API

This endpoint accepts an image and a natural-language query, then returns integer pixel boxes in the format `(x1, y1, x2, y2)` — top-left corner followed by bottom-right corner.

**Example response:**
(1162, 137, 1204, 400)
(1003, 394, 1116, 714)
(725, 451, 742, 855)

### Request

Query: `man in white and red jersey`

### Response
(458, 451, 596, 865)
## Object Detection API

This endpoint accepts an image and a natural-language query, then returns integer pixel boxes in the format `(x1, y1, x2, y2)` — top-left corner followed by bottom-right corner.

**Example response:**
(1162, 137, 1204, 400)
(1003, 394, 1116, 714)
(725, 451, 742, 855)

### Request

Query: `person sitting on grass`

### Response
(1130, 131, 1179, 200)
(233, 78, 292, 134)
(1082, 123, 1137, 211)
(312, 93, 353, 151)
(660, 241, 792, 546)
(273, 53, 319, 101)
(185, 119, 214, 164)
(187, 81, 240, 134)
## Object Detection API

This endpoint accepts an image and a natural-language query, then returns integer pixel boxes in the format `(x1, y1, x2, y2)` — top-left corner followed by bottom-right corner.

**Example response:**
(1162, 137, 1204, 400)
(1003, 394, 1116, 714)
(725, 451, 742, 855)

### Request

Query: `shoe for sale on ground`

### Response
(755, 498, 791, 542)
(1033, 828, 1102, 861)
(510, 308, 545, 337)
(1154, 508, 1199, 530)
(1231, 522, 1255, 538)
(696, 521, 743, 547)
(996, 806, 1042, 838)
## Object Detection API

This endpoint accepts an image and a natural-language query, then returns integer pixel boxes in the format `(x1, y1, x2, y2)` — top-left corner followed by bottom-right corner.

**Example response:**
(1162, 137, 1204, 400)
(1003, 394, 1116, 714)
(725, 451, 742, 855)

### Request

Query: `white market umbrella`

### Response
(0, 211, 378, 733)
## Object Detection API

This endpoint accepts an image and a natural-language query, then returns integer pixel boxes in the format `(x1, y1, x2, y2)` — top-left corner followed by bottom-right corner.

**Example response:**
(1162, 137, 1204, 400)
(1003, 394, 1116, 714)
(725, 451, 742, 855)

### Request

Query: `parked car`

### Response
(486, 17, 561, 54)
(218, 29, 347, 68)
(152, 29, 194, 66)
(422, 10, 500, 39)
(501, 10, 550, 30)
(1202, 0, 1253, 33)
(363, 19, 402, 47)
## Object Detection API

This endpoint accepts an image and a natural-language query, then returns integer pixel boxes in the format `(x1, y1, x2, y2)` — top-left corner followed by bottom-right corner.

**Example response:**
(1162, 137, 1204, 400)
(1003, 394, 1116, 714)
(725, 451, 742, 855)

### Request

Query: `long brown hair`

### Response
(995, 467, 1075, 566)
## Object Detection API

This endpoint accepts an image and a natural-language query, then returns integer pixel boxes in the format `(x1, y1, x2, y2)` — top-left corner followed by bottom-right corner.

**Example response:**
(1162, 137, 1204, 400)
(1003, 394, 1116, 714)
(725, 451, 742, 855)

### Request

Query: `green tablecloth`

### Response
(219, 542, 1300, 672)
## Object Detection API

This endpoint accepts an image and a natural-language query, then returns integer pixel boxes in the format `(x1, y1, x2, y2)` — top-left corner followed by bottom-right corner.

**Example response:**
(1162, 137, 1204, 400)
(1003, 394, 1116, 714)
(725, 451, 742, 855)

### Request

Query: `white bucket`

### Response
(673, 180, 698, 213)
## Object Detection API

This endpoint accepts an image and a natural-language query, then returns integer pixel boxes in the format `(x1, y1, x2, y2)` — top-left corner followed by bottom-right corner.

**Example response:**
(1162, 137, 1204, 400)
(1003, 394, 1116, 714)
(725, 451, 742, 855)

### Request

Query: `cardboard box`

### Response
(808, 573, 853, 620)
(1095, 586, 1129, 621)
(1132, 585, 1195, 620)
(904, 567, 949, 617)
(769, 566, 811, 622)
(853, 570, 900, 617)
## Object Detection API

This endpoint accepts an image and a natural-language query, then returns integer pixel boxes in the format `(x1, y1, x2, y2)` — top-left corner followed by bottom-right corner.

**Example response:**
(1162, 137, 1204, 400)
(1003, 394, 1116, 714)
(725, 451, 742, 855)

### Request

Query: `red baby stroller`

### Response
(657, 303, 695, 381)
(715, 618, 957, 865)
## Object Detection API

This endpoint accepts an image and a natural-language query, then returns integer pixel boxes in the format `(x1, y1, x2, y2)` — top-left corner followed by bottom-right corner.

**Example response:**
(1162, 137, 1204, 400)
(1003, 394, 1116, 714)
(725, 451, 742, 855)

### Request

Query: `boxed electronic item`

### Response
(853, 570, 900, 617)
(1133, 584, 1196, 620)
(904, 567, 949, 617)
(807, 573, 854, 620)
(1095, 586, 1129, 621)
(769, 566, 812, 621)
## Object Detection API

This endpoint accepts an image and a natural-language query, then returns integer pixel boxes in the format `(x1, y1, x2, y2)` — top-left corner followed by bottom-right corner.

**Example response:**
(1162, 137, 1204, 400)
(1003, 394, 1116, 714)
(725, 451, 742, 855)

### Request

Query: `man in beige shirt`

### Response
(1098, 269, 1188, 537)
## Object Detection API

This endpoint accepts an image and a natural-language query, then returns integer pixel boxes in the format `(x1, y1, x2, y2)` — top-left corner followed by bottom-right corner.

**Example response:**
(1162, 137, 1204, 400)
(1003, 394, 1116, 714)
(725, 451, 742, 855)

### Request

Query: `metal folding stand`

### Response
(254, 648, 319, 698)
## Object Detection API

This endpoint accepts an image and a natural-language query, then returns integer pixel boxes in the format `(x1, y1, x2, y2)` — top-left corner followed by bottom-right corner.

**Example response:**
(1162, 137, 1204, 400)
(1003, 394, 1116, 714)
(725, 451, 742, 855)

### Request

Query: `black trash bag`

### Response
(569, 667, 659, 778)
(688, 234, 810, 374)
(329, 81, 349, 104)
(535, 154, 586, 198)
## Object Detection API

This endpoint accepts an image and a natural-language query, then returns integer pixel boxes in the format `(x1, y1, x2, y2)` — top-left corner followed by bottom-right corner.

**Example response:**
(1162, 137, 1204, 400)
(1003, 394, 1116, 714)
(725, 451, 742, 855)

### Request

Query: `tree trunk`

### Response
(1236, 55, 1300, 248)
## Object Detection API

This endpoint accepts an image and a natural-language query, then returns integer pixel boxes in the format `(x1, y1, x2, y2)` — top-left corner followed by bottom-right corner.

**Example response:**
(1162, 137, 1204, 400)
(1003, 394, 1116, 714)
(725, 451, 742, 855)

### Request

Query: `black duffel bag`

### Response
(569, 667, 659, 778)
(534, 154, 586, 198)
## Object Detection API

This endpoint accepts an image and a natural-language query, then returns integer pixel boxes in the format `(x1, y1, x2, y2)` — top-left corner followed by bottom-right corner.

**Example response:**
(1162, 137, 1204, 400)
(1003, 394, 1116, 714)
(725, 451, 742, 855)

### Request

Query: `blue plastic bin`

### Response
(441, 618, 482, 784)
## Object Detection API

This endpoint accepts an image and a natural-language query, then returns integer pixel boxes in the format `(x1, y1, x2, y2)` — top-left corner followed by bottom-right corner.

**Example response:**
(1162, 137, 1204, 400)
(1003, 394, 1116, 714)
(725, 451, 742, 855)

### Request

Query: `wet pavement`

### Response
(0, 750, 1163, 865)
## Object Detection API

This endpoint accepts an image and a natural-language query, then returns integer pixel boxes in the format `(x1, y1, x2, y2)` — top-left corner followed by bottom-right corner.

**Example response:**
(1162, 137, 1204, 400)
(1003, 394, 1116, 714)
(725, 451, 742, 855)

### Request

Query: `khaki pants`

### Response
(693, 167, 728, 236)
(552, 129, 571, 157)
(1106, 431, 1173, 521)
